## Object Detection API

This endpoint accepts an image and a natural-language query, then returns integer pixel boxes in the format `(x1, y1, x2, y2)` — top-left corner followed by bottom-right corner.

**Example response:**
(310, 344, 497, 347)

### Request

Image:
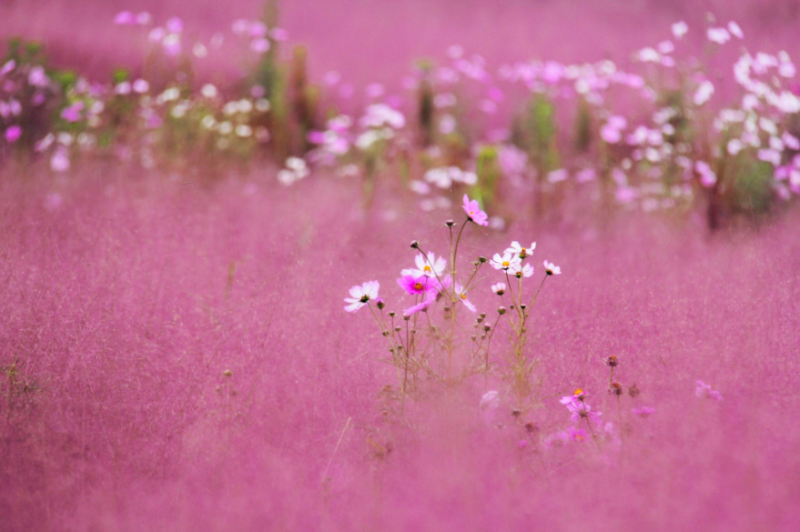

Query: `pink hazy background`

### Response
(2, 1, 800, 530)
(3, 0, 800, 89)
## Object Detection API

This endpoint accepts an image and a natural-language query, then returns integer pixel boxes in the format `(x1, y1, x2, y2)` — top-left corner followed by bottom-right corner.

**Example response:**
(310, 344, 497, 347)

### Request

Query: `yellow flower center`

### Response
(574, 388, 584, 396)
(423, 265, 432, 272)
(502, 261, 509, 267)
(460, 293, 467, 300)
(413, 282, 424, 291)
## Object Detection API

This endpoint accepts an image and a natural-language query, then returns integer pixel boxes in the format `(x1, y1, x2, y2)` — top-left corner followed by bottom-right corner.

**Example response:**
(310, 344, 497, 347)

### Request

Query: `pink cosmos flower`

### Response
(397, 275, 440, 296)
(505, 241, 536, 259)
(5, 125, 21, 143)
(695, 380, 723, 401)
(403, 291, 438, 316)
(560, 390, 602, 427)
(543, 260, 561, 276)
(462, 195, 488, 226)
(344, 281, 380, 313)
(455, 283, 476, 313)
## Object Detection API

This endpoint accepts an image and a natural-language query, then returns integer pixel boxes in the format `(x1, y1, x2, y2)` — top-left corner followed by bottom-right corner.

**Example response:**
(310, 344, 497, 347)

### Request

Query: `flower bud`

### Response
(445, 219, 455, 227)
(497, 306, 506, 315)
(410, 240, 420, 249)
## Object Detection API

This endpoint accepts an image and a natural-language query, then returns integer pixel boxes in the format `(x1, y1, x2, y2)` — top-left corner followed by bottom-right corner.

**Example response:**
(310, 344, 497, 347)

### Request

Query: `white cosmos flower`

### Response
(491, 283, 506, 295)
(344, 281, 380, 313)
(505, 241, 536, 259)
(402, 252, 446, 278)
(543, 260, 562, 276)
(490, 252, 521, 271)
(510, 262, 534, 279)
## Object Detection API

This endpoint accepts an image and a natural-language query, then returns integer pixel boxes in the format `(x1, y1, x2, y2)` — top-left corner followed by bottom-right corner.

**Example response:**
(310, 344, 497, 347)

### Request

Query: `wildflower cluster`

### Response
(344, 197, 560, 407)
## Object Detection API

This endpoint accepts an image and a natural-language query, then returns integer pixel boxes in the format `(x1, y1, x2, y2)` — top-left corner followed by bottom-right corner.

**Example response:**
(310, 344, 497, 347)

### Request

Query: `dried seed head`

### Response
(606, 355, 619, 368)
(628, 384, 640, 398)
(610, 382, 623, 396)
(525, 422, 538, 434)
(511, 408, 521, 417)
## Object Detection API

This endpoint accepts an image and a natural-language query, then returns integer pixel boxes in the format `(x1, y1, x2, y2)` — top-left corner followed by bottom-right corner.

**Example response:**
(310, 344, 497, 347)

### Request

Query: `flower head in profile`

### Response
(462, 195, 488, 226)
(543, 260, 561, 276)
(491, 283, 506, 295)
(695, 380, 723, 401)
(510, 262, 534, 279)
(506, 241, 536, 259)
(344, 281, 380, 313)
(490, 252, 521, 271)
(402, 252, 446, 278)
(455, 283, 476, 312)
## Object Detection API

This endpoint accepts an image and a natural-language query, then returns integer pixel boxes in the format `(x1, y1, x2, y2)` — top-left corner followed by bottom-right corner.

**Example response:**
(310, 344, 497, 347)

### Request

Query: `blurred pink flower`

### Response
(696, 380, 723, 401)
(5, 125, 21, 143)
(566, 426, 587, 442)
(462, 195, 488, 226)
(60, 102, 84, 123)
(250, 38, 271, 54)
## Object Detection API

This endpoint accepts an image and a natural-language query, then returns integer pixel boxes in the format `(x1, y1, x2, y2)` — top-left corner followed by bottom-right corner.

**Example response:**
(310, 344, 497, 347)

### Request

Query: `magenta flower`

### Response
(462, 195, 488, 226)
(343, 281, 380, 313)
(403, 291, 437, 316)
(397, 274, 439, 296)
(5, 125, 21, 143)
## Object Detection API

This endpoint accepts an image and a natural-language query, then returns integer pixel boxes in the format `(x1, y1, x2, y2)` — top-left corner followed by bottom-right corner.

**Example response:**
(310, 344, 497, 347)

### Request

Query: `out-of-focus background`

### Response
(4, 0, 800, 86)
